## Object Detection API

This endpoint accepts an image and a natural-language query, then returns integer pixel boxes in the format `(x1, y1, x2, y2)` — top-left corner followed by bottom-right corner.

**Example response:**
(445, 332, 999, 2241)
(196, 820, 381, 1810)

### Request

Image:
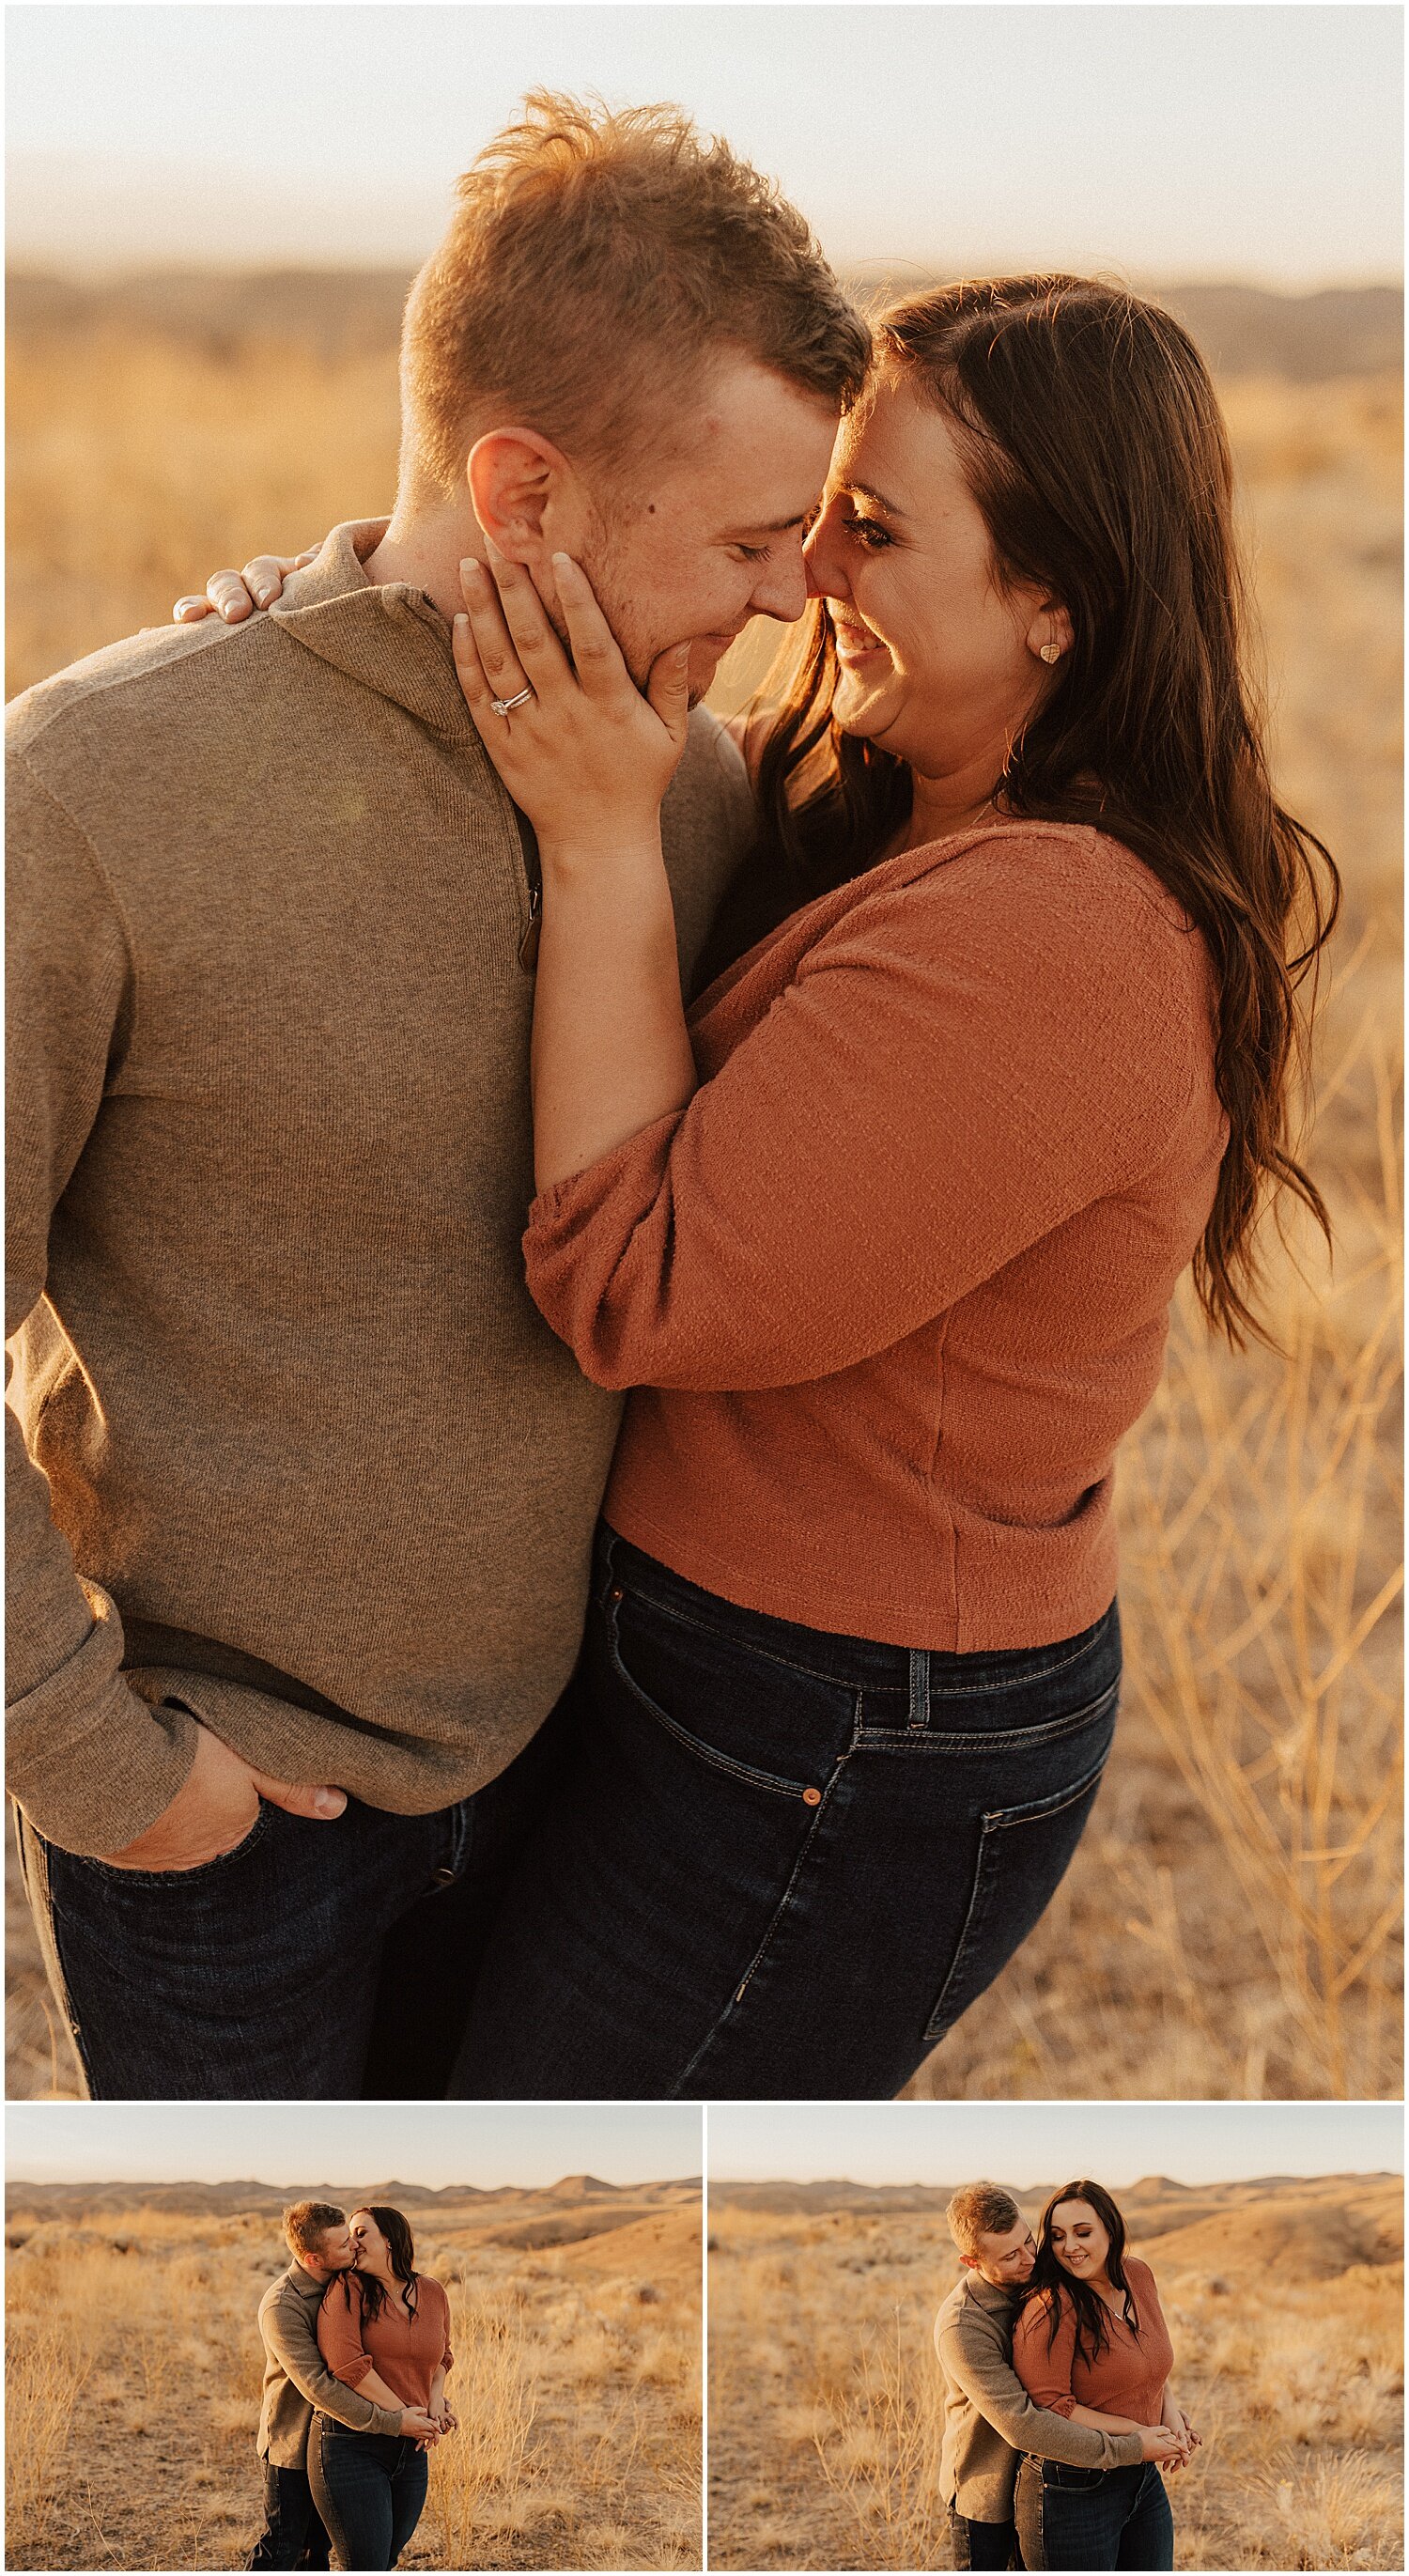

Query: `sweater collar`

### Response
(269, 518, 487, 751)
(285, 2258, 330, 2304)
(963, 2271, 1018, 2318)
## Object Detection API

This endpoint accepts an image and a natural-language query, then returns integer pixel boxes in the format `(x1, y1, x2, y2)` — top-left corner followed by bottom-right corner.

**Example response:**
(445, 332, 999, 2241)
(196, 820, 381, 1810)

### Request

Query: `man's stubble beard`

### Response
(549, 509, 710, 708)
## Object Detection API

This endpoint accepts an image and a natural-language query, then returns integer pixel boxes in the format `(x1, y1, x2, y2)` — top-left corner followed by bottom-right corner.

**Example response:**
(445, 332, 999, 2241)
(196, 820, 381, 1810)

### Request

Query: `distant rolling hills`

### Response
(6, 2171, 699, 2234)
(6, 270, 1401, 381)
(709, 2171, 1404, 2282)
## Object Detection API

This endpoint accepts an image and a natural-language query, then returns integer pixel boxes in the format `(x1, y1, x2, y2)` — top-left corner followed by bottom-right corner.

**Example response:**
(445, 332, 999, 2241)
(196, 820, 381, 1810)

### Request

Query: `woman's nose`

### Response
(803, 517, 849, 604)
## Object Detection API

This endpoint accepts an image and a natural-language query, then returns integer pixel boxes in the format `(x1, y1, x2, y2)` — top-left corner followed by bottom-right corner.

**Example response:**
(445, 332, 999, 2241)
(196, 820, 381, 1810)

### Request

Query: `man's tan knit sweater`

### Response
(7, 521, 751, 1856)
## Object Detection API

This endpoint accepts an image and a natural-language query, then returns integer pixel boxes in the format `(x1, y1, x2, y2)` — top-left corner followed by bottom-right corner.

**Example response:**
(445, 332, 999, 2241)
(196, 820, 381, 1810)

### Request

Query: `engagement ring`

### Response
(489, 686, 535, 717)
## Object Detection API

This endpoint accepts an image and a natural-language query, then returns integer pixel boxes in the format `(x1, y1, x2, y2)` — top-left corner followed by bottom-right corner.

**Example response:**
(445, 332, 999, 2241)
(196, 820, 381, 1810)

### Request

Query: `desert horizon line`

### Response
(6, 2168, 700, 2192)
(10, 2165, 1398, 2192)
(6, 258, 1403, 296)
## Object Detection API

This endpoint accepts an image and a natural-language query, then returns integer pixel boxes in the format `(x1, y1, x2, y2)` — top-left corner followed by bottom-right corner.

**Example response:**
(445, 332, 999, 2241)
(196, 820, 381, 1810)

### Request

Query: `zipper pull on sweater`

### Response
(518, 881, 542, 971)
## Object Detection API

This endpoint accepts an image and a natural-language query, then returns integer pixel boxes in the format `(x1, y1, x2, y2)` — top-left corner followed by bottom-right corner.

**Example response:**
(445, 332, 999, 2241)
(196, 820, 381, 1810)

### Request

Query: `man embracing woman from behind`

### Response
(936, 2180, 1197, 2570)
(253, 2198, 457, 2573)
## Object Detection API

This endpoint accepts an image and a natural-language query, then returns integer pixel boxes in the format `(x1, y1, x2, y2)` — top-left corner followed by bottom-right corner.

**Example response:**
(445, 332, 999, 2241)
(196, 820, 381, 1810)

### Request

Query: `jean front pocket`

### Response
(75, 1797, 273, 1889)
(1042, 2463, 1107, 2493)
(598, 1578, 853, 1806)
(921, 1679, 1119, 2041)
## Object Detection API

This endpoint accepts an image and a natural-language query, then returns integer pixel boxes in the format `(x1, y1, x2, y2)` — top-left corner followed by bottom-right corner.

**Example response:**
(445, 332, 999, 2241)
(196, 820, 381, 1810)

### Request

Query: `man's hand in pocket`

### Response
(100, 1720, 347, 1870)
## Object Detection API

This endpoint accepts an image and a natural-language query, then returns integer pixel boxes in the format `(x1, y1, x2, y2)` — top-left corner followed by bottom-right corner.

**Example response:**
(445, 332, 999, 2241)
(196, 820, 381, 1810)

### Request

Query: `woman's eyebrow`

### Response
(843, 479, 907, 520)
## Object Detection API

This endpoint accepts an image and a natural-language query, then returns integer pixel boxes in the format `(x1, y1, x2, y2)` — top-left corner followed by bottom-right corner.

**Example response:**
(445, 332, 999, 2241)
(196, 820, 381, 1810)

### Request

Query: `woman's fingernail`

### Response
(551, 551, 575, 572)
(313, 1788, 346, 1817)
(484, 532, 504, 560)
(454, 613, 469, 633)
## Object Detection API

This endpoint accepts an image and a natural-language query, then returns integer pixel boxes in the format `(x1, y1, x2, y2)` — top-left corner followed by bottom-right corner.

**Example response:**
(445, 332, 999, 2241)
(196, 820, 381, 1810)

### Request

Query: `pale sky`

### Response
(706, 2100, 1406, 2186)
(6, 2100, 703, 2187)
(7, 4, 1402, 284)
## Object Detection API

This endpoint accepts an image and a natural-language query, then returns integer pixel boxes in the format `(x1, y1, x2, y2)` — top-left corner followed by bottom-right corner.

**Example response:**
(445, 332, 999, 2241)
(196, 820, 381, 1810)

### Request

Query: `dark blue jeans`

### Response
(450, 1523, 1121, 2098)
(17, 1693, 568, 2100)
(307, 2421, 427, 2573)
(248, 2462, 330, 2569)
(1015, 2458, 1174, 2570)
(948, 2502, 1023, 2568)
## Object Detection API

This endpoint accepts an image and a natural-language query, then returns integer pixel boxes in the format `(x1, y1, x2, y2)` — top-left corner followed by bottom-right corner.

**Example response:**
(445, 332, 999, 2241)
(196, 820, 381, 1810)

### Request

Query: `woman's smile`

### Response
(828, 604, 888, 660)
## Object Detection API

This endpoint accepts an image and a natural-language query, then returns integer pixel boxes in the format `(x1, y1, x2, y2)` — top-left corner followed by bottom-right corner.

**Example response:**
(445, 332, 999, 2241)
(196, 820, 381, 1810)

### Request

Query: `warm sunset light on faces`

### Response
(1049, 2199, 1115, 2280)
(588, 356, 841, 700)
(804, 372, 1071, 772)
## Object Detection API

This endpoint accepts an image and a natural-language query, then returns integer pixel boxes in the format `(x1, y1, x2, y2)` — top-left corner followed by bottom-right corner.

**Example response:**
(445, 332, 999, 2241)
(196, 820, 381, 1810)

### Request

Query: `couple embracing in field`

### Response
(8, 90, 1336, 2103)
(253, 2196, 455, 2573)
(937, 2178, 1198, 2570)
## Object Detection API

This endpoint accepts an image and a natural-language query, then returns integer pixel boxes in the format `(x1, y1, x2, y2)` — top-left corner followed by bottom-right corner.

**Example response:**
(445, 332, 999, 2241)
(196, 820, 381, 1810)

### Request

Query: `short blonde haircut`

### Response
(947, 2183, 1024, 2258)
(400, 90, 872, 492)
(283, 2199, 345, 2261)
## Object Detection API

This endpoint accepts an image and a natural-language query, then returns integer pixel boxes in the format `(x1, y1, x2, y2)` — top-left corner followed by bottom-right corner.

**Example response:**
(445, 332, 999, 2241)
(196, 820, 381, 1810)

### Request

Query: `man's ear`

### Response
(957, 2251, 978, 2272)
(466, 428, 571, 562)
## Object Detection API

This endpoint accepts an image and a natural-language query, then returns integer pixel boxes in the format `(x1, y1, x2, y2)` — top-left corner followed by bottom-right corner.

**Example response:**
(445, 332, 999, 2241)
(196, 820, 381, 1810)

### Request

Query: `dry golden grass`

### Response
(4, 2201, 702, 2569)
(706, 2187, 1404, 2572)
(4, 298, 1401, 2103)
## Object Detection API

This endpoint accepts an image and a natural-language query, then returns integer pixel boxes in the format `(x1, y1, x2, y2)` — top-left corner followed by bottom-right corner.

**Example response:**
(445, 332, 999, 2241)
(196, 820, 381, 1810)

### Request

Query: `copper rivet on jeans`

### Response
(610, 1585, 624, 1602)
(802, 1786, 823, 1807)
(434, 1865, 456, 1885)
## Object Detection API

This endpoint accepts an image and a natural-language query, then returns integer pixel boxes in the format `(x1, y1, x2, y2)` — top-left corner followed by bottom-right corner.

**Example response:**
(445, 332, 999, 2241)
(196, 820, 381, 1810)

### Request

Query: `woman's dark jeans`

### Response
(307, 2420, 428, 2572)
(1015, 2458, 1174, 2570)
(452, 1523, 1121, 2098)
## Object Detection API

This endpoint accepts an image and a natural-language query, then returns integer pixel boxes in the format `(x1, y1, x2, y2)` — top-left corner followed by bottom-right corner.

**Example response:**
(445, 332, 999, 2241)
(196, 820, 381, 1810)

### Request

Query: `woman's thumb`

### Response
(646, 639, 692, 728)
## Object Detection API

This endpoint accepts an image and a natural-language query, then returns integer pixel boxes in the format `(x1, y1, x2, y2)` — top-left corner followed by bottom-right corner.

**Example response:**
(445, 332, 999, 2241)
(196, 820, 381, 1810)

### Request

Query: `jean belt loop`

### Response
(599, 1525, 621, 1608)
(907, 1648, 930, 1732)
(447, 1795, 472, 1876)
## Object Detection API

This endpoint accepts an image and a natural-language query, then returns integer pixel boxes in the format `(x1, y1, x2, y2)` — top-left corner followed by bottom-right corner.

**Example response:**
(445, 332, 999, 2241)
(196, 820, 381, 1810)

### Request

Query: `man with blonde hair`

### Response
(251, 2201, 437, 2569)
(8, 92, 870, 2099)
(935, 2181, 1176, 2569)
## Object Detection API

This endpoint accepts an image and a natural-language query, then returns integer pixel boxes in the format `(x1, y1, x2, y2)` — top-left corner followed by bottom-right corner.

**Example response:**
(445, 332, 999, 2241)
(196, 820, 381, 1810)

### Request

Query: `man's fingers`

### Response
(172, 595, 215, 623)
(551, 553, 627, 700)
(248, 1770, 347, 1820)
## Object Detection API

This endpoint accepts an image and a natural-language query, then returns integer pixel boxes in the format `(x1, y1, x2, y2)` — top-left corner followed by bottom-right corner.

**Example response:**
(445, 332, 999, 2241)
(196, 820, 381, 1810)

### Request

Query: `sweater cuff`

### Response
(1112, 2430, 1146, 2468)
(6, 1640, 200, 1857)
(525, 1109, 685, 1236)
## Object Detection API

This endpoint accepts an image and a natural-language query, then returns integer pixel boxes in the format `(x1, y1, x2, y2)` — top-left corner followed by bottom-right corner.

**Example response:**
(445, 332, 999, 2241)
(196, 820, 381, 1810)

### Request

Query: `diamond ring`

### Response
(489, 686, 535, 718)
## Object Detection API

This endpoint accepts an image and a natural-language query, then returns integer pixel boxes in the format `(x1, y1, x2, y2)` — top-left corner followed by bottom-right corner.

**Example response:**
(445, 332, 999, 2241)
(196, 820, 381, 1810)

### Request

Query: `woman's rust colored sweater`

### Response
(1013, 2258, 1175, 2426)
(524, 822, 1228, 1650)
(317, 2273, 454, 2415)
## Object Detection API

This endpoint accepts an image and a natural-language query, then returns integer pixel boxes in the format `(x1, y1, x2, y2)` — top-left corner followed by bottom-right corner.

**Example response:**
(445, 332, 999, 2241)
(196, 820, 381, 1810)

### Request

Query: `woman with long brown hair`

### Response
(310, 2204, 456, 2570)
(204, 276, 1337, 2101)
(1013, 2180, 1197, 2568)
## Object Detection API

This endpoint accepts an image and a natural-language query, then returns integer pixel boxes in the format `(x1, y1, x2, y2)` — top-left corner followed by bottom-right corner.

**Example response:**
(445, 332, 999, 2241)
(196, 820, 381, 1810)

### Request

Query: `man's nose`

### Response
(749, 539, 812, 626)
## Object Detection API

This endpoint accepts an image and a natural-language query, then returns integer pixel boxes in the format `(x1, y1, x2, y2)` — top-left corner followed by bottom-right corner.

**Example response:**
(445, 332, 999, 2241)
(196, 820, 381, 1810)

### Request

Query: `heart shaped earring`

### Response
(1039, 643, 1061, 665)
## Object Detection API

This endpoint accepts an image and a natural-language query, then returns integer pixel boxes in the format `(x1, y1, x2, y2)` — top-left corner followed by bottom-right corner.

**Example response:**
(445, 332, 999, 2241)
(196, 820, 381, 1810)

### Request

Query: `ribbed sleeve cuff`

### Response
(6, 1631, 200, 1856)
